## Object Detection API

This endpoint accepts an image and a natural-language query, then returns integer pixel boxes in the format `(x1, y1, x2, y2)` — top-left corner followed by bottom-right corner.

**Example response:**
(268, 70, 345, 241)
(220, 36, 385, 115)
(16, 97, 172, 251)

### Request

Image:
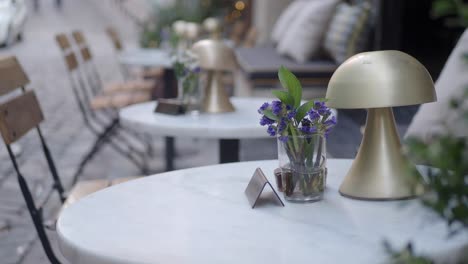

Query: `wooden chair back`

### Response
(0, 91, 44, 144)
(55, 33, 72, 52)
(55, 34, 79, 71)
(0, 56, 30, 95)
(0, 56, 65, 264)
(106, 27, 123, 51)
(71, 30, 93, 62)
(64, 52, 79, 71)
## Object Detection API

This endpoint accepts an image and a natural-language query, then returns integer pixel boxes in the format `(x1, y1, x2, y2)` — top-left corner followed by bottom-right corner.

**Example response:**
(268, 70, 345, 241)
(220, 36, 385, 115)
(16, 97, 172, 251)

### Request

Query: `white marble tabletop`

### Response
(118, 48, 172, 68)
(57, 159, 467, 264)
(119, 97, 271, 139)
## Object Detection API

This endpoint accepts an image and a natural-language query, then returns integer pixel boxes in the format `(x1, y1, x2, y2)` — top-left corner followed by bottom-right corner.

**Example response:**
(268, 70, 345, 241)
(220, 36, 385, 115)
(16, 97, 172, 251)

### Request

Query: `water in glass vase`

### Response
(281, 165, 326, 202)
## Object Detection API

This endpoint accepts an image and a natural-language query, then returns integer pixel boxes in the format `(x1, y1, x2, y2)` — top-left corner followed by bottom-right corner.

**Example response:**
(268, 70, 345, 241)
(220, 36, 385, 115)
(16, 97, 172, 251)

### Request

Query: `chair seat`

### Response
(139, 67, 164, 79)
(91, 91, 152, 110)
(62, 176, 140, 210)
(103, 80, 155, 94)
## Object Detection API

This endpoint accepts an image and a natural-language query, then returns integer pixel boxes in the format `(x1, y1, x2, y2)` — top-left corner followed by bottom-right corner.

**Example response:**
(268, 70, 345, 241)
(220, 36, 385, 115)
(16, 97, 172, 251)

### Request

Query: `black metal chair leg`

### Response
(71, 128, 110, 185)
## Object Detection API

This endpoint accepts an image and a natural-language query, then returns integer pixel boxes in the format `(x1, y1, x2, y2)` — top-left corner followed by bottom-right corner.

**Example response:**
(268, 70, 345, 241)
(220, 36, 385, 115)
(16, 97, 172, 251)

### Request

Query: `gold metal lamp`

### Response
(326, 50, 437, 200)
(191, 38, 237, 113)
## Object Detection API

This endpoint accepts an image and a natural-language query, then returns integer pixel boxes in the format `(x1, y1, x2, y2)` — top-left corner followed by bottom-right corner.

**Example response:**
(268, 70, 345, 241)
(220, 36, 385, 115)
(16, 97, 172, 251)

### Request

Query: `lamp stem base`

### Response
(202, 71, 235, 113)
(339, 107, 424, 200)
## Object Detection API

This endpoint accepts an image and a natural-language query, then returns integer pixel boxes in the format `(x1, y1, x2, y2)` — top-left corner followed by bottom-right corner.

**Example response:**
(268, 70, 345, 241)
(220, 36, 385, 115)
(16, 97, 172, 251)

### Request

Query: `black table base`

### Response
(164, 138, 240, 171)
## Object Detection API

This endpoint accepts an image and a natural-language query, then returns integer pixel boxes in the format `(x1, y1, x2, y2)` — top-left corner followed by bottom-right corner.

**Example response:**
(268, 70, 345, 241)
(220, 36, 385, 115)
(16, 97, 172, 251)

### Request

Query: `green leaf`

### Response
(294, 101, 316, 122)
(278, 66, 302, 108)
(271, 90, 294, 106)
(263, 109, 279, 121)
(431, 0, 456, 18)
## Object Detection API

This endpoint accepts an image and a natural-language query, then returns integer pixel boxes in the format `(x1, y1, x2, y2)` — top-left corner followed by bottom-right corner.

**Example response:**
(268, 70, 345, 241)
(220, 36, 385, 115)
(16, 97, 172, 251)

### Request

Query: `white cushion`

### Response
(323, 2, 372, 63)
(276, 0, 339, 63)
(270, 1, 309, 44)
(405, 29, 468, 141)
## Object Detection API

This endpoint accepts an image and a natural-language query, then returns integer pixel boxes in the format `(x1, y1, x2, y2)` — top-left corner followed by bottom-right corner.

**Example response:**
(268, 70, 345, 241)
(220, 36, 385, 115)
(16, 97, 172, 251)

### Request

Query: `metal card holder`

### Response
(154, 99, 186, 115)
(245, 168, 284, 209)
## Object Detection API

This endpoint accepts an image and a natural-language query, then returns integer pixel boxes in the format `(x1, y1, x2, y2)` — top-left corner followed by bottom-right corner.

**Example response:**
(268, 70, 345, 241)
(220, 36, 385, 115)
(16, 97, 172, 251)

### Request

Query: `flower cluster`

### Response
(172, 50, 200, 103)
(258, 100, 336, 142)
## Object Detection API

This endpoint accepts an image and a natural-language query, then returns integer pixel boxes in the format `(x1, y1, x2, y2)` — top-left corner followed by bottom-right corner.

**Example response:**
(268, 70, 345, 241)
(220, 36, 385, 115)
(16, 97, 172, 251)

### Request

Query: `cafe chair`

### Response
(54, 39, 152, 181)
(56, 33, 152, 109)
(71, 30, 156, 96)
(0, 56, 140, 264)
(105, 26, 164, 80)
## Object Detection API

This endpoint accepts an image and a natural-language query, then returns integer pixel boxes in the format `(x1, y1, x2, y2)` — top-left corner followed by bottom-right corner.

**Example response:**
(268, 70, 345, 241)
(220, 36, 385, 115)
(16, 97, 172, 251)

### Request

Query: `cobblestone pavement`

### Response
(0, 1, 416, 263)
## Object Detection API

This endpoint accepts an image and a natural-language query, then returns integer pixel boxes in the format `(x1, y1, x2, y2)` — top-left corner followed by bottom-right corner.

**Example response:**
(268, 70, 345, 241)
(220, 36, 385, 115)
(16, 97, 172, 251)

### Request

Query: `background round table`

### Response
(57, 159, 467, 264)
(119, 97, 271, 170)
(118, 48, 176, 98)
(118, 48, 172, 68)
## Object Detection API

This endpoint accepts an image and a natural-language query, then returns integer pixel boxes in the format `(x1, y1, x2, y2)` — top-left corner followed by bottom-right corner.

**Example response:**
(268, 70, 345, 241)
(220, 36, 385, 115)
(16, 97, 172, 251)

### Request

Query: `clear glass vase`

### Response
(277, 134, 327, 202)
(176, 76, 201, 112)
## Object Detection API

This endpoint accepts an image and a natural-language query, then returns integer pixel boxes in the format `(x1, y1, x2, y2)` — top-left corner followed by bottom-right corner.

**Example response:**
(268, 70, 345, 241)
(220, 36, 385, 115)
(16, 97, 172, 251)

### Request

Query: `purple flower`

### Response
(314, 101, 331, 115)
(318, 108, 331, 116)
(259, 115, 275, 126)
(286, 105, 292, 111)
(308, 109, 320, 121)
(279, 135, 288, 142)
(192, 67, 201, 73)
(287, 110, 296, 119)
(314, 101, 326, 110)
(277, 118, 287, 133)
(257, 102, 269, 114)
(301, 126, 317, 134)
(271, 100, 283, 115)
(324, 116, 337, 127)
(267, 125, 276, 136)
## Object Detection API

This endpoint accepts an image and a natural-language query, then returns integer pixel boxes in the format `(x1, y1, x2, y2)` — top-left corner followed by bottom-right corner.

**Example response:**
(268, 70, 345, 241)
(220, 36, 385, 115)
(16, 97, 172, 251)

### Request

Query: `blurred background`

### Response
(0, 0, 466, 263)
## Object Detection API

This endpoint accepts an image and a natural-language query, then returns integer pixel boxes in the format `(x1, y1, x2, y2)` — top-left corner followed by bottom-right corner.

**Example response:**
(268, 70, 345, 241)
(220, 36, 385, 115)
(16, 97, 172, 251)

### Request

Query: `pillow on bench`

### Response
(270, 0, 308, 45)
(323, 1, 372, 63)
(277, 0, 339, 63)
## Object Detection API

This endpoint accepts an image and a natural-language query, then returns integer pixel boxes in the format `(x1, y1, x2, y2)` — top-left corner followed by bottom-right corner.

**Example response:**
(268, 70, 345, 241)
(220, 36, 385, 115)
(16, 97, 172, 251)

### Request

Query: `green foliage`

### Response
(140, 0, 231, 48)
(384, 242, 433, 264)
(294, 101, 316, 123)
(271, 90, 294, 107)
(386, 58, 468, 263)
(278, 66, 302, 108)
(431, 0, 468, 27)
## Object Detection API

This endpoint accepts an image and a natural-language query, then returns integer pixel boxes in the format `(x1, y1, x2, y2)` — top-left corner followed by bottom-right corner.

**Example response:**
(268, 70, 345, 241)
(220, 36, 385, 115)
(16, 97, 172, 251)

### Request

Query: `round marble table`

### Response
(57, 159, 467, 264)
(118, 48, 172, 68)
(119, 97, 270, 170)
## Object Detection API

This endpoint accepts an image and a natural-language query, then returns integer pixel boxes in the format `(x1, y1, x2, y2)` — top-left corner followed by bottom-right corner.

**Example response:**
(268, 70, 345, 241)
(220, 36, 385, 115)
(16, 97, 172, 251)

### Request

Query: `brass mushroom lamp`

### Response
(192, 39, 237, 113)
(326, 50, 436, 200)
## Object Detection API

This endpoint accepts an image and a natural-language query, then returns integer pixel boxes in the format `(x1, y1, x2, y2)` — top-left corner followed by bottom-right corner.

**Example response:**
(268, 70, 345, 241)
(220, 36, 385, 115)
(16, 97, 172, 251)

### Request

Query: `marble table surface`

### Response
(118, 48, 172, 68)
(57, 159, 467, 264)
(119, 97, 270, 139)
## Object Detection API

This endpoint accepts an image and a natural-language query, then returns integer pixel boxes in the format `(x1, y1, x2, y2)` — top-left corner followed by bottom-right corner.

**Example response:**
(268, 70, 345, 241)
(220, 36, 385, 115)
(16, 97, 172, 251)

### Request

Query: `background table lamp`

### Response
(192, 39, 237, 113)
(326, 50, 437, 200)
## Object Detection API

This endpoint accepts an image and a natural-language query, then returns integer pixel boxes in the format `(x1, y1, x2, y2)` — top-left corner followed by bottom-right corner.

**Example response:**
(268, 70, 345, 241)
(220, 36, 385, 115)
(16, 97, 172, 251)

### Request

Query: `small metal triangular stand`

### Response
(245, 168, 285, 209)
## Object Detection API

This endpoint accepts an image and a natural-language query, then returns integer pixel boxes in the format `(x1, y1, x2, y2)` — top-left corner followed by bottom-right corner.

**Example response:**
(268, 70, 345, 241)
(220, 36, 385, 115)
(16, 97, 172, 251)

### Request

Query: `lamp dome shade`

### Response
(191, 39, 238, 71)
(326, 50, 436, 109)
